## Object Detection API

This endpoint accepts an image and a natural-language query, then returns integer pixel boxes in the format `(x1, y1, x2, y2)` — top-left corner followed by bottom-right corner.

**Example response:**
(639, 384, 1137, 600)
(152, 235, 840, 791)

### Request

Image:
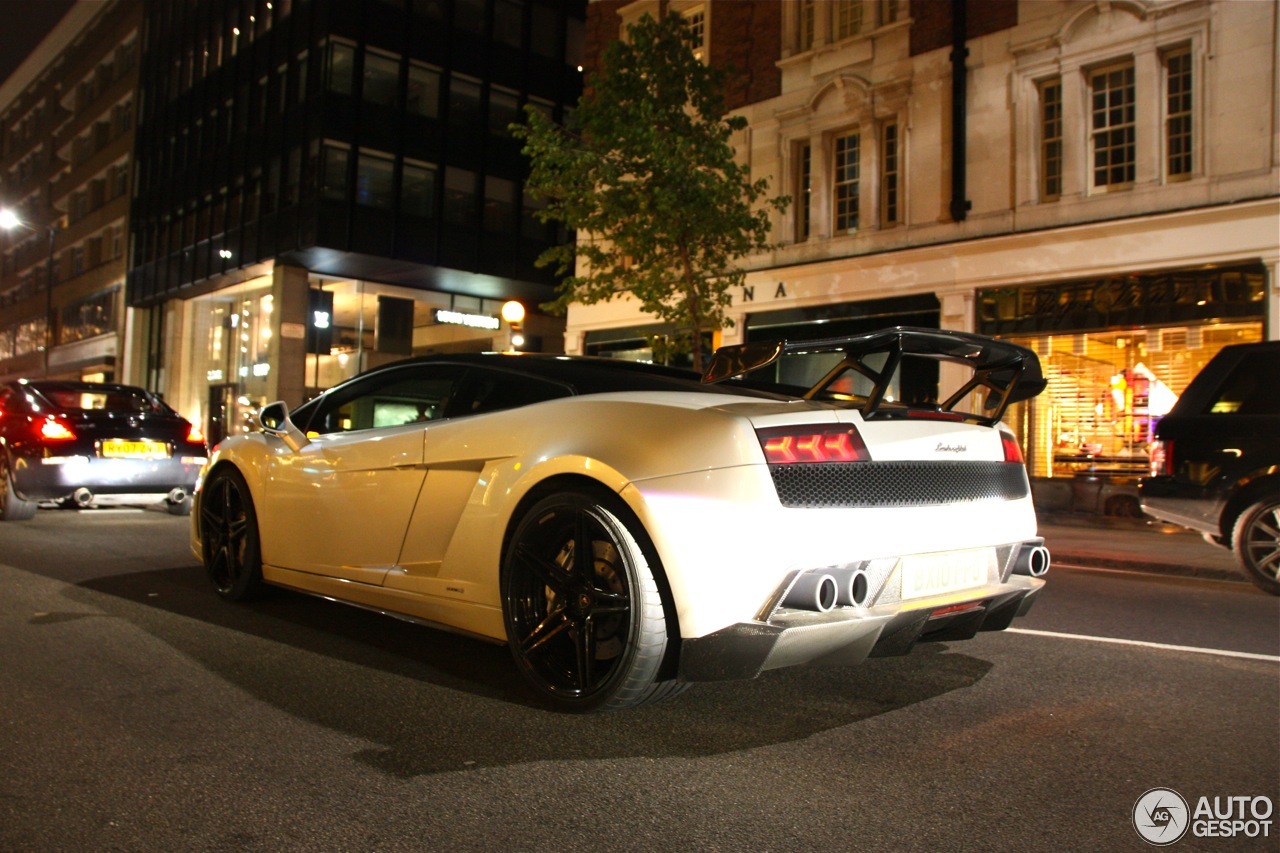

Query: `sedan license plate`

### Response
(900, 548, 995, 600)
(101, 438, 170, 460)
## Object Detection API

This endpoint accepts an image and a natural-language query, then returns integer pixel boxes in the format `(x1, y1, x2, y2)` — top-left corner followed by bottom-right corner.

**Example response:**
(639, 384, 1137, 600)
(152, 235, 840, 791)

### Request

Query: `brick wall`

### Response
(910, 0, 1018, 56)
(582, 0, 782, 109)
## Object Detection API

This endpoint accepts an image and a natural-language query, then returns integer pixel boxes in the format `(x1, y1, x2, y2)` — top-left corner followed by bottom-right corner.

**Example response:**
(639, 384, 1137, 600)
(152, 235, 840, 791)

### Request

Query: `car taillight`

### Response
(1000, 432, 1024, 464)
(1149, 439, 1173, 477)
(756, 425, 870, 464)
(185, 424, 206, 445)
(39, 415, 76, 441)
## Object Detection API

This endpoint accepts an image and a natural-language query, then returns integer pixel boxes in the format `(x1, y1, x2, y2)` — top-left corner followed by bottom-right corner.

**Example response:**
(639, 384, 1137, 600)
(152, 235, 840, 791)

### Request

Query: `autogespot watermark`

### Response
(1133, 787, 1275, 846)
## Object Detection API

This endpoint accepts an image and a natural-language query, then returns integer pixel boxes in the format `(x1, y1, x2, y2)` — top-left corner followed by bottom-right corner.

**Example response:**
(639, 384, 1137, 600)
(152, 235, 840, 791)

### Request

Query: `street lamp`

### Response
(0, 207, 58, 376)
(501, 300, 526, 352)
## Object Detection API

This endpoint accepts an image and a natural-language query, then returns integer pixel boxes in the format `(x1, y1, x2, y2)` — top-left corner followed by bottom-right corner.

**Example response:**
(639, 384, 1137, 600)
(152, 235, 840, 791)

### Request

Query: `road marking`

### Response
(1007, 627, 1280, 663)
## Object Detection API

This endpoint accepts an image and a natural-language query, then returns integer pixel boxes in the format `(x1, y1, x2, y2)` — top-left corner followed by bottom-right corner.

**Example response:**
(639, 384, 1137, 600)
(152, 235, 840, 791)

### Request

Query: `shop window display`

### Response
(1003, 322, 1263, 481)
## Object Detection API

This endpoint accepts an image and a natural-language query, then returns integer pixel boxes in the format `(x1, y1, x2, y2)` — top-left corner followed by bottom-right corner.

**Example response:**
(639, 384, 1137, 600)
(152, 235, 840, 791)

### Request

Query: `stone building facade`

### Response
(567, 0, 1279, 488)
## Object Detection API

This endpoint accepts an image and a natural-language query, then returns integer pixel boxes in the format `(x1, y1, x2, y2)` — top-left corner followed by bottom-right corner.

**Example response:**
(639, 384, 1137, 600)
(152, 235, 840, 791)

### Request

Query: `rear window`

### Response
(1206, 351, 1280, 415)
(43, 388, 164, 414)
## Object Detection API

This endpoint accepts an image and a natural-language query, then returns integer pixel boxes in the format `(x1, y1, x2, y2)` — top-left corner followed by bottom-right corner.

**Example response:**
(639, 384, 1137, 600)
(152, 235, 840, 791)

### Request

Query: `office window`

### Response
(321, 144, 350, 200)
(444, 167, 478, 226)
(484, 176, 517, 233)
(833, 131, 860, 232)
(406, 63, 441, 118)
(1164, 46, 1193, 179)
(363, 51, 400, 107)
(355, 151, 395, 208)
(795, 142, 811, 242)
(1090, 62, 1135, 188)
(489, 86, 520, 136)
(455, 0, 485, 34)
(835, 0, 863, 39)
(1039, 78, 1063, 200)
(494, 0, 525, 48)
(448, 75, 483, 135)
(328, 42, 355, 95)
(401, 161, 437, 219)
(880, 121, 899, 226)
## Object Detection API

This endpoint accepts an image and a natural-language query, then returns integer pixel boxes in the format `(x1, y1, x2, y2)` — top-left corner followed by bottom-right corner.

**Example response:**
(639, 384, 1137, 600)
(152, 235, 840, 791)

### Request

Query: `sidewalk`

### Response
(1036, 512, 1245, 584)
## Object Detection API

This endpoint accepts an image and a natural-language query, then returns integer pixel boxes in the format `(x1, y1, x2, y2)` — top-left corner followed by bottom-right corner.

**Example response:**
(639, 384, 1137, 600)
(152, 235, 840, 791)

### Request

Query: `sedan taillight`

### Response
(185, 423, 206, 445)
(39, 415, 76, 441)
(756, 425, 870, 464)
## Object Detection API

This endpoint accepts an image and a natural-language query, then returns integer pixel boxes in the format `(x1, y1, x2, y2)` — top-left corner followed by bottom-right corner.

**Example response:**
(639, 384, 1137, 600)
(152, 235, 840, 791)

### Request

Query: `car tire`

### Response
(0, 454, 37, 521)
(501, 491, 679, 712)
(200, 467, 264, 601)
(1231, 497, 1280, 596)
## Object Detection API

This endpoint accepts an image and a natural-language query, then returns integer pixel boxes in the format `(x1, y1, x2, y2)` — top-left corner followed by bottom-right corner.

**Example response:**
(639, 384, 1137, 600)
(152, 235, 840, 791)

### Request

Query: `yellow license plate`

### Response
(900, 548, 995, 600)
(101, 439, 170, 460)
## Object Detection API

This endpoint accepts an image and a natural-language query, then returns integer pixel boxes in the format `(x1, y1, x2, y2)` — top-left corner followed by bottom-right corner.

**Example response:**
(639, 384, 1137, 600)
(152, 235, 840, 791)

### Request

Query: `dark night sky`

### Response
(0, 0, 76, 90)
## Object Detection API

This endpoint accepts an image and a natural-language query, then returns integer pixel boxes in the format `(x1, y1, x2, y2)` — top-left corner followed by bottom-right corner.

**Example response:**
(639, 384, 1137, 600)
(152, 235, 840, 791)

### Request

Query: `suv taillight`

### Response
(756, 425, 870, 464)
(1149, 439, 1173, 477)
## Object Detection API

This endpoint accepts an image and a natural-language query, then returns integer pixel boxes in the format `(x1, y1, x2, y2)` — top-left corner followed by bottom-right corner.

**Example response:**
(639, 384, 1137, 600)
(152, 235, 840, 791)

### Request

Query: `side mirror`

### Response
(258, 401, 309, 452)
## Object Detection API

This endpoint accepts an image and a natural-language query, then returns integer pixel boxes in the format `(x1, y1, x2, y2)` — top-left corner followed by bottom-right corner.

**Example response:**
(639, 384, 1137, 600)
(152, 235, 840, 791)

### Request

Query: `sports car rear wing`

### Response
(702, 326, 1047, 426)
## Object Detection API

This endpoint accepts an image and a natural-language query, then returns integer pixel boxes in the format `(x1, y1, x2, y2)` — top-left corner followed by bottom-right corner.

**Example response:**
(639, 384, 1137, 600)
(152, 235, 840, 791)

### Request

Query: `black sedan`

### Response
(0, 380, 207, 519)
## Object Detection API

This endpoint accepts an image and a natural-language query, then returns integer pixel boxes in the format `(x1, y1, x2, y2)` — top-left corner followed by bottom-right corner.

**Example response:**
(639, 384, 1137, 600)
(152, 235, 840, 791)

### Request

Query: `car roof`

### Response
(15, 380, 153, 394)
(322, 352, 794, 399)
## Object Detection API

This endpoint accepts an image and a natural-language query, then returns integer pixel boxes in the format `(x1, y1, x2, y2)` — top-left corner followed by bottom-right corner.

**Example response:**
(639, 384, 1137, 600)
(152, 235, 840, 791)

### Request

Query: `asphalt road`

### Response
(2, 509, 1277, 851)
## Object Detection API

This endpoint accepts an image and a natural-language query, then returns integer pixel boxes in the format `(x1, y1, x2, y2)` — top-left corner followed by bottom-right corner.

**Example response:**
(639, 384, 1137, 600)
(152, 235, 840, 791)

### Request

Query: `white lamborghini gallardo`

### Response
(192, 327, 1050, 711)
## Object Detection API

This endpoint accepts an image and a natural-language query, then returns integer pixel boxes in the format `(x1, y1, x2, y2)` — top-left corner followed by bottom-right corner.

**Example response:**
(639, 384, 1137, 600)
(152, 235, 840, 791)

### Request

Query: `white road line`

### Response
(1006, 627, 1280, 663)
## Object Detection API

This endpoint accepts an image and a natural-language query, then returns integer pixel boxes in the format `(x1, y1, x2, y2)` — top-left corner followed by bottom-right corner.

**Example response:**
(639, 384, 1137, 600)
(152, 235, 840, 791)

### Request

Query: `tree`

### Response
(512, 13, 788, 371)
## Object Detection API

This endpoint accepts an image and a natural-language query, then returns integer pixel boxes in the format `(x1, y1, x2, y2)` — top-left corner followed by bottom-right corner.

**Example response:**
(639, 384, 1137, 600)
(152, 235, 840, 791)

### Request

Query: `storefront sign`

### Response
(434, 309, 500, 330)
(978, 264, 1265, 336)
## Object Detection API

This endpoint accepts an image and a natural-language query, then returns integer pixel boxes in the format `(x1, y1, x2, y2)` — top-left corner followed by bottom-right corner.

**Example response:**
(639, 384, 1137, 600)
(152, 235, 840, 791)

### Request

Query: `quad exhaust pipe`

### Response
(782, 567, 871, 612)
(1013, 539, 1051, 577)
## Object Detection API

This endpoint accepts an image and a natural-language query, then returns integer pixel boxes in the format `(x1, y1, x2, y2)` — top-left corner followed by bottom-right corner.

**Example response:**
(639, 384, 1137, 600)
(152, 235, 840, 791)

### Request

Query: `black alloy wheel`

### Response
(1232, 497, 1280, 596)
(0, 454, 37, 521)
(501, 491, 676, 711)
(200, 467, 264, 600)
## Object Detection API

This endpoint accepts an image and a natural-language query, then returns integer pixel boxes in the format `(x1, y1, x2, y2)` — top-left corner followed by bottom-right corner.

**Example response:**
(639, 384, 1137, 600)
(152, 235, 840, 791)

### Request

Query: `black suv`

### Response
(1140, 340, 1280, 594)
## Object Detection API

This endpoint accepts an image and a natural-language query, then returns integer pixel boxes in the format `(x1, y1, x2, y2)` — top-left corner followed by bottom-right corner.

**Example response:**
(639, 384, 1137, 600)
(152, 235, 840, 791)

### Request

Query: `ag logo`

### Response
(1134, 788, 1190, 846)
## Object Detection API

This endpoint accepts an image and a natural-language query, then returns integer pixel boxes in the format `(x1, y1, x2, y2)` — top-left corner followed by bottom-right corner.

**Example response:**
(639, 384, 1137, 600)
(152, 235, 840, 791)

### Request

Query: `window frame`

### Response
(832, 130, 861, 234)
(1162, 44, 1194, 182)
(1087, 60, 1137, 191)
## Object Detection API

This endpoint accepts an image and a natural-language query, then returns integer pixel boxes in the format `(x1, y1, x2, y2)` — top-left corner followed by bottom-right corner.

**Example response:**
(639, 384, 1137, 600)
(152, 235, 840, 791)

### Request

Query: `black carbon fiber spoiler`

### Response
(702, 326, 1047, 425)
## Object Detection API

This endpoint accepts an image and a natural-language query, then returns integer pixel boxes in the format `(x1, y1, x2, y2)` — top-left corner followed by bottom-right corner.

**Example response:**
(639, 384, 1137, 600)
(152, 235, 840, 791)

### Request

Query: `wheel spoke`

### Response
(587, 589, 630, 616)
(514, 542, 573, 595)
(521, 605, 571, 654)
(576, 613, 596, 691)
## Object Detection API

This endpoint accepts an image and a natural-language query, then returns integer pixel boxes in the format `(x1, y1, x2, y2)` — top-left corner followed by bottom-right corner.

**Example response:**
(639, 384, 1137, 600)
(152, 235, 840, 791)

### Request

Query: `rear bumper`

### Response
(12, 453, 204, 501)
(678, 575, 1044, 682)
(1138, 479, 1223, 537)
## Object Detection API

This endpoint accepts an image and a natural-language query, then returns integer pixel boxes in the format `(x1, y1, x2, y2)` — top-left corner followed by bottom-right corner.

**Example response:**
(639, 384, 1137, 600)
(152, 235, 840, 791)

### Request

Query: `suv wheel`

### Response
(1231, 497, 1280, 595)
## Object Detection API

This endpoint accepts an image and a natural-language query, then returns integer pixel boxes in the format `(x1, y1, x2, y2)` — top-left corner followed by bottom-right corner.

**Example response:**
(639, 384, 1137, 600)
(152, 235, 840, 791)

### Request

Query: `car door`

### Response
(260, 364, 465, 584)
(385, 366, 574, 596)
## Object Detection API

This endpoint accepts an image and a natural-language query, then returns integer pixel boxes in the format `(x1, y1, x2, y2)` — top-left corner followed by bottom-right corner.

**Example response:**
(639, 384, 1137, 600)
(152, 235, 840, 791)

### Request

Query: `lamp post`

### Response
(0, 208, 58, 377)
